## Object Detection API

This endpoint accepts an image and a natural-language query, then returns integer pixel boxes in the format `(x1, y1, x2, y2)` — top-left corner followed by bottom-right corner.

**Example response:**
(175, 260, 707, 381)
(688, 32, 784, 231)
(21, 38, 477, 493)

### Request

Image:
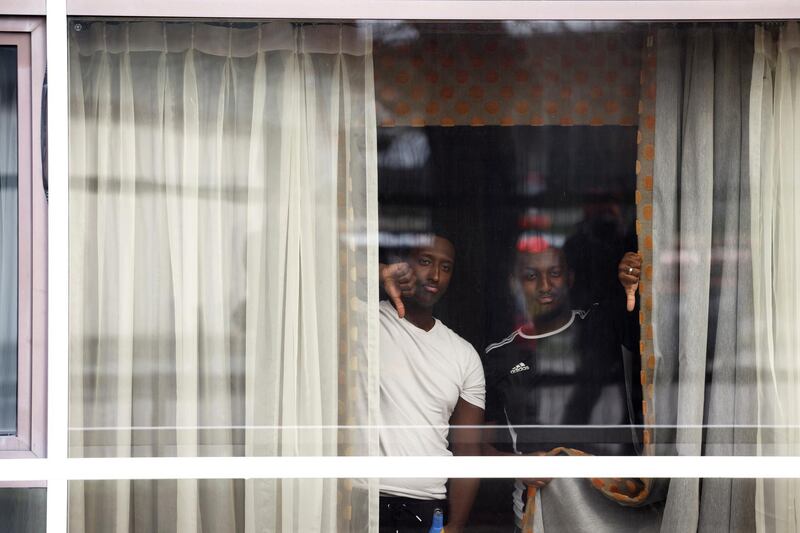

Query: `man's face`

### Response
(407, 236, 455, 308)
(516, 247, 573, 322)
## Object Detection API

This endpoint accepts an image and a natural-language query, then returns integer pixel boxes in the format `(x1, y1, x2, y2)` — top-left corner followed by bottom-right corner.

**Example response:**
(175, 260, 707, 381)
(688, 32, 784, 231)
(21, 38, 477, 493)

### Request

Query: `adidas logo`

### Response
(510, 362, 531, 374)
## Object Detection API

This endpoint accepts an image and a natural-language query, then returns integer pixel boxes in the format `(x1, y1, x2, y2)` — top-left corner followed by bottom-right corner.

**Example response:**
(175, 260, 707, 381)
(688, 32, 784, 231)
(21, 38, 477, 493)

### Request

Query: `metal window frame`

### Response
(64, 0, 800, 20)
(0, 18, 47, 462)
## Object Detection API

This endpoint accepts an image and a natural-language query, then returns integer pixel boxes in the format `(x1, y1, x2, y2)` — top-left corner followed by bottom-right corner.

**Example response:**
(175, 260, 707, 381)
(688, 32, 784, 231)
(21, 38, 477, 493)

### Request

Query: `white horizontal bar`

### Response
(66, 0, 800, 20)
(0, 480, 47, 488)
(67, 424, 800, 431)
(5, 456, 800, 482)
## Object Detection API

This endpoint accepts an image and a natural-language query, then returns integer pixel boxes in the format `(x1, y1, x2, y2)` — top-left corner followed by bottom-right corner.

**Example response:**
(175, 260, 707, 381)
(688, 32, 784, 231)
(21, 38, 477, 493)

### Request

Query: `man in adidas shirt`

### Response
(378, 234, 485, 533)
(482, 235, 642, 529)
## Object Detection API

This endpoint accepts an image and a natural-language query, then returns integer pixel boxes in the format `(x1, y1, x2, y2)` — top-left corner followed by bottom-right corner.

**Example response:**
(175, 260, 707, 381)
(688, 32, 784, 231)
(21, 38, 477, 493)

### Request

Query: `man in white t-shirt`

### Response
(378, 234, 486, 533)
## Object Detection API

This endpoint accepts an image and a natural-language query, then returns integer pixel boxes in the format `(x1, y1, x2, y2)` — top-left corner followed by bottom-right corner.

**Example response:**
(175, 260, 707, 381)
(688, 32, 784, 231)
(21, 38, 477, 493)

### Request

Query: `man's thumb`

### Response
(626, 283, 638, 312)
(382, 277, 405, 318)
(393, 295, 406, 319)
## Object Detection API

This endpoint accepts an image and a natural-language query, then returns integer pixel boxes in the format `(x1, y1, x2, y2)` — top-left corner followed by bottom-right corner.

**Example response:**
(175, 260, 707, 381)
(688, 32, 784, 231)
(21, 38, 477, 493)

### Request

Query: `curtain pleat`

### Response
(69, 21, 378, 533)
(651, 27, 681, 456)
(653, 25, 756, 533)
(67, 26, 87, 533)
(697, 26, 756, 533)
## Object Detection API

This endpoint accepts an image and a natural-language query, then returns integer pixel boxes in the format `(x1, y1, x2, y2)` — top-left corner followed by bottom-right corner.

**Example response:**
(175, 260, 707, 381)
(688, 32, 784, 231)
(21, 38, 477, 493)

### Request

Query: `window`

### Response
(0, 14, 47, 533)
(0, 43, 20, 440)
(5, 2, 792, 533)
(0, 18, 47, 460)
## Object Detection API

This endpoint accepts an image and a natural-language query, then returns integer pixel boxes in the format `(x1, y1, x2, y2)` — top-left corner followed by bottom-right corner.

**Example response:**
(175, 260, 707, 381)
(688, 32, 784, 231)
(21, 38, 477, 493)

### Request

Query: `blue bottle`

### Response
(428, 508, 444, 533)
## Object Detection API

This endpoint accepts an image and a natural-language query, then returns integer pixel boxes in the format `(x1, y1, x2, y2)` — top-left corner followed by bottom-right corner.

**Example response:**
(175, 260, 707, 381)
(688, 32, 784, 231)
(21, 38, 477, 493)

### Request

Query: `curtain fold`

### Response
(69, 21, 377, 533)
(751, 21, 800, 533)
(652, 25, 756, 533)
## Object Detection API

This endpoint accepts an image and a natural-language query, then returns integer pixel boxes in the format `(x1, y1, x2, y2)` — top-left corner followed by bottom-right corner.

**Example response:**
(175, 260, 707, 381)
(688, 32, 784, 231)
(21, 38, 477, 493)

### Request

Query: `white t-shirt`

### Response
(378, 300, 486, 500)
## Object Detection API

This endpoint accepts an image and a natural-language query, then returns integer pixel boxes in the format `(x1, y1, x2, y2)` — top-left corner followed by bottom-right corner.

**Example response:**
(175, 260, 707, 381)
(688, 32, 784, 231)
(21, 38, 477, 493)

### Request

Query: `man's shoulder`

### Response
(482, 329, 533, 384)
(575, 302, 602, 318)
(434, 319, 479, 357)
(484, 329, 523, 356)
(379, 299, 396, 316)
(574, 302, 615, 328)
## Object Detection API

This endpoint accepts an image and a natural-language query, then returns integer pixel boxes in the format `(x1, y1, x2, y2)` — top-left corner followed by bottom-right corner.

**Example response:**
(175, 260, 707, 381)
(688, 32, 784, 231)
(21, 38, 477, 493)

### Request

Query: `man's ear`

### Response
(567, 269, 575, 288)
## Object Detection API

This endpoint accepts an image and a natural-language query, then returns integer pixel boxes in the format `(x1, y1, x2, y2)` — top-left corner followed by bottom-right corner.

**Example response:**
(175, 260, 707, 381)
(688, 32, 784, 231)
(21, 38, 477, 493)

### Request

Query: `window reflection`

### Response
(0, 488, 46, 533)
(0, 45, 18, 438)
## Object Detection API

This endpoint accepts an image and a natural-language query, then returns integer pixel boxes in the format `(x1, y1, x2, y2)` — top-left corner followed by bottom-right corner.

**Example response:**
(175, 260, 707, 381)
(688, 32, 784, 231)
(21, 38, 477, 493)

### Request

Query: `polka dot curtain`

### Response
(635, 33, 657, 462)
(374, 25, 644, 127)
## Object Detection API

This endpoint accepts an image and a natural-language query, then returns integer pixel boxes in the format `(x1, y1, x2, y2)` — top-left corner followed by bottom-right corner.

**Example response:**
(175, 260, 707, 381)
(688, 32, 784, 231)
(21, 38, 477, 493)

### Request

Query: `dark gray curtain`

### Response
(538, 479, 662, 533)
(652, 25, 756, 533)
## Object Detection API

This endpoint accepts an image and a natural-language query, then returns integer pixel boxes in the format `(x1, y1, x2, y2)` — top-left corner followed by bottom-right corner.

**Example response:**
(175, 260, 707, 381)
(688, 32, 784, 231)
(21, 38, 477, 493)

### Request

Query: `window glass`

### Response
(0, 45, 18, 438)
(373, 21, 797, 462)
(68, 20, 376, 458)
(68, 18, 799, 462)
(0, 488, 46, 533)
(66, 15, 800, 533)
(68, 477, 800, 532)
(375, 23, 645, 468)
(69, 479, 368, 533)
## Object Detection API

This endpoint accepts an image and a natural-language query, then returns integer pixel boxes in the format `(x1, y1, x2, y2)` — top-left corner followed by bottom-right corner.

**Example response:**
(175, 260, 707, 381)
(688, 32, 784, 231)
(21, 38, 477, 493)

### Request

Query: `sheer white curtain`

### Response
(751, 21, 800, 533)
(69, 21, 378, 533)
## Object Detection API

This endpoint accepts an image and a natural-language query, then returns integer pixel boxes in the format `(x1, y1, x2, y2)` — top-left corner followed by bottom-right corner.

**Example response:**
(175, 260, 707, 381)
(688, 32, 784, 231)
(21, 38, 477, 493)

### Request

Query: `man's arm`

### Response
(446, 398, 484, 533)
(482, 423, 552, 489)
(481, 421, 514, 457)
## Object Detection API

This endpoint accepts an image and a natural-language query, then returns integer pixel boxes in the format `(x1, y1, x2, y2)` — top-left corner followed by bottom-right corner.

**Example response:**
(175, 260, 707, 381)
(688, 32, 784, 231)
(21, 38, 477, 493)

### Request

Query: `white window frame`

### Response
(64, 0, 800, 20)
(0, 18, 47, 461)
(31, 2, 800, 533)
(4, 0, 45, 16)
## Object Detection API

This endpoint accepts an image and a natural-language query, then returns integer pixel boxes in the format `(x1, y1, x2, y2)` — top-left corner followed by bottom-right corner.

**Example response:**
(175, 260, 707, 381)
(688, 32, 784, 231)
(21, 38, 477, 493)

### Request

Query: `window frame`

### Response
(37, 3, 800, 533)
(0, 18, 47, 460)
(64, 0, 800, 20)
(3, 0, 45, 16)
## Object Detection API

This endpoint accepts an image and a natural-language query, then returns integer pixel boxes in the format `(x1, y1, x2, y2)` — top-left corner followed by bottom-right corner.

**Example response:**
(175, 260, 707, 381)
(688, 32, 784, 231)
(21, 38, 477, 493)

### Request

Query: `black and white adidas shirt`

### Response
(483, 302, 641, 457)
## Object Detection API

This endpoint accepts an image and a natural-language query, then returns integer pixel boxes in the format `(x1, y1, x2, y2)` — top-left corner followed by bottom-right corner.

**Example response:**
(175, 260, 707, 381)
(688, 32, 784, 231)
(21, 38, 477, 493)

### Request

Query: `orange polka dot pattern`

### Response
(337, 214, 352, 531)
(337, 178, 370, 527)
(595, 31, 660, 509)
(374, 30, 642, 127)
(636, 33, 657, 464)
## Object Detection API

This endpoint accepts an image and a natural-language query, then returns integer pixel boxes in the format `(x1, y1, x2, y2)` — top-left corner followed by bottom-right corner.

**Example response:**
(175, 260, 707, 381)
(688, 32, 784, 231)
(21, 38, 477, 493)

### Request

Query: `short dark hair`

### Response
(428, 220, 457, 249)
